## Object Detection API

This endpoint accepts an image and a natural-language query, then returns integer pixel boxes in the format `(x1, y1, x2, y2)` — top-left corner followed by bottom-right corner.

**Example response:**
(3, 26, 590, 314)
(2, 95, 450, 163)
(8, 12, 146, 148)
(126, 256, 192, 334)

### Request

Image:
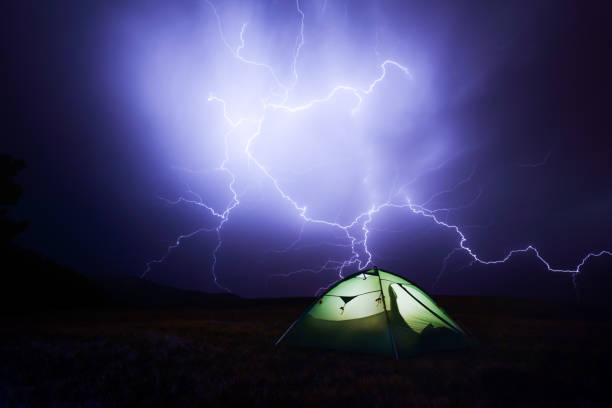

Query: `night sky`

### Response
(3, 0, 612, 300)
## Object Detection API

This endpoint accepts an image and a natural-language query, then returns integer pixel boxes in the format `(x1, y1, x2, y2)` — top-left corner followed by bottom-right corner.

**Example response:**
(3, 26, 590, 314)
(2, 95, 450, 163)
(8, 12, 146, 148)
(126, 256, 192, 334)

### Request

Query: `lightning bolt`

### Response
(407, 200, 612, 293)
(144, 0, 611, 297)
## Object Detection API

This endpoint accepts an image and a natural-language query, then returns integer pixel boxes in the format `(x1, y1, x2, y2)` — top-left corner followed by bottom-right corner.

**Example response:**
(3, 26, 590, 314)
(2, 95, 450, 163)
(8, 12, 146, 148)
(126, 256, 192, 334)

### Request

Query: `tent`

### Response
(275, 267, 474, 358)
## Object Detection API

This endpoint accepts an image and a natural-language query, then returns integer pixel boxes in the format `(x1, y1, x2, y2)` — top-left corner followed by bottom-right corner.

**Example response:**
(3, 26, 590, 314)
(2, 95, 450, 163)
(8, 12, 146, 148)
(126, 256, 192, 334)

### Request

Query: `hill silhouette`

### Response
(0, 155, 107, 312)
(94, 275, 241, 307)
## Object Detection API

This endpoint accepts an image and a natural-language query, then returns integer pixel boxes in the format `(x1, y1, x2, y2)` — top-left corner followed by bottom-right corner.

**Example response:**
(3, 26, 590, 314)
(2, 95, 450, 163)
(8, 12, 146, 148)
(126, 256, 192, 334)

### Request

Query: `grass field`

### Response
(1, 296, 610, 407)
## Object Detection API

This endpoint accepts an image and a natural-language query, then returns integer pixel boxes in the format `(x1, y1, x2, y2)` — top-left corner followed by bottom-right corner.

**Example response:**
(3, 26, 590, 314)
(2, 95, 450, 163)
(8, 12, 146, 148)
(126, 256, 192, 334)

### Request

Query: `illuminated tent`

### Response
(276, 267, 474, 358)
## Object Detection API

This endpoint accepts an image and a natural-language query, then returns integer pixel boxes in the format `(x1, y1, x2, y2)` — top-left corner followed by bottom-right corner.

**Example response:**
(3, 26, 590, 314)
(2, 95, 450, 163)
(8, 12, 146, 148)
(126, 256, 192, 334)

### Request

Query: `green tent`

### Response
(276, 267, 474, 358)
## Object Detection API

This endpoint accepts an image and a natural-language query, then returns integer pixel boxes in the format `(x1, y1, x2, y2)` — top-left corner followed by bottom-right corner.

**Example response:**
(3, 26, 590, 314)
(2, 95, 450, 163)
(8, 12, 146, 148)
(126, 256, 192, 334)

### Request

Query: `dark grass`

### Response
(1, 296, 610, 407)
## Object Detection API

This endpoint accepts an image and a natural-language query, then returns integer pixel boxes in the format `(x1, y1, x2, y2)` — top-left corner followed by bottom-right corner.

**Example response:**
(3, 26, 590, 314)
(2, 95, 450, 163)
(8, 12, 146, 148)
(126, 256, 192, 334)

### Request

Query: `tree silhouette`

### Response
(0, 154, 28, 245)
(1, 155, 107, 312)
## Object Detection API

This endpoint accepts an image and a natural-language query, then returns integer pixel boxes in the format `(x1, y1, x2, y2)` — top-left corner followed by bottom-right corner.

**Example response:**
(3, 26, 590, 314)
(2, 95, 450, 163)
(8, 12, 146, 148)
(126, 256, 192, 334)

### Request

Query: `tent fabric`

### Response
(276, 267, 474, 358)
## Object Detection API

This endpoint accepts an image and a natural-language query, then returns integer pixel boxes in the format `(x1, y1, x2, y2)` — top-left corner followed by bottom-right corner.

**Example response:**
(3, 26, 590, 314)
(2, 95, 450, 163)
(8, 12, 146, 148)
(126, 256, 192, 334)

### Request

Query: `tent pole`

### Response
(274, 319, 299, 347)
(375, 266, 399, 360)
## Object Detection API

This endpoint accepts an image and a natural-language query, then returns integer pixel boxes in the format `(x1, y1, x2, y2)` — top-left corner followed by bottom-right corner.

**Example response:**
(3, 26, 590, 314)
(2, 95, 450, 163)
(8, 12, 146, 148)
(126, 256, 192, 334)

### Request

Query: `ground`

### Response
(1, 296, 610, 407)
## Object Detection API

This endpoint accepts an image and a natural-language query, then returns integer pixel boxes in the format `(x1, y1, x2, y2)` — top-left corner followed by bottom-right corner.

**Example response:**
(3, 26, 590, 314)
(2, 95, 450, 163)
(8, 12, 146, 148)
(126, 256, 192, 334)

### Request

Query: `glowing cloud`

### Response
(104, 0, 610, 296)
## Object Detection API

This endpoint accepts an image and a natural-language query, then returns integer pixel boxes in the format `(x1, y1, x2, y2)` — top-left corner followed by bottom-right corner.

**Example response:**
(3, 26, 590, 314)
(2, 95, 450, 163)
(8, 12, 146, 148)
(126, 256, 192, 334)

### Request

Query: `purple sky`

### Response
(4, 0, 612, 300)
